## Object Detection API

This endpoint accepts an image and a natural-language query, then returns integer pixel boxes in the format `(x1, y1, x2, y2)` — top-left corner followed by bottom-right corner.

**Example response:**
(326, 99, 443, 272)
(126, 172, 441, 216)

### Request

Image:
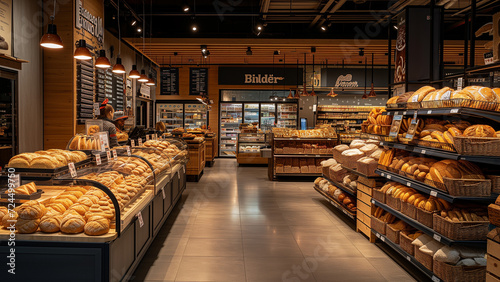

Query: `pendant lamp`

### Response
(129, 65, 141, 78)
(146, 74, 155, 86)
(362, 58, 368, 99)
(368, 53, 377, 98)
(40, 0, 63, 49)
(287, 89, 294, 99)
(74, 39, 92, 60)
(112, 57, 126, 74)
(310, 54, 316, 96)
(96, 50, 111, 68)
(328, 88, 337, 97)
(138, 69, 149, 82)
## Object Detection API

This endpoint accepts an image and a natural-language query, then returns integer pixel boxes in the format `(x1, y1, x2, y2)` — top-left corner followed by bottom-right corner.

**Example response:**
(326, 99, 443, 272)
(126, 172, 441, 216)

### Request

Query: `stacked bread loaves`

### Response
(8, 150, 88, 169)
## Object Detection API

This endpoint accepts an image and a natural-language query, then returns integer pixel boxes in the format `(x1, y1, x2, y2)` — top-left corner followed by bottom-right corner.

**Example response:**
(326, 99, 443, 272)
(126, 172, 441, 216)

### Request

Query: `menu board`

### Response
(160, 68, 179, 95)
(190, 68, 208, 96)
(77, 59, 95, 121)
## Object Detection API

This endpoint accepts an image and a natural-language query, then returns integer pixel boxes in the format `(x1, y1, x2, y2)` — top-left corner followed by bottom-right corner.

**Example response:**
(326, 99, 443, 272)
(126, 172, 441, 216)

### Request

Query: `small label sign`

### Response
(433, 234, 442, 242)
(389, 115, 403, 138)
(126, 146, 131, 156)
(112, 150, 117, 160)
(387, 175, 392, 180)
(450, 109, 459, 114)
(137, 212, 144, 228)
(131, 140, 136, 147)
(430, 191, 438, 197)
(432, 276, 440, 282)
(457, 78, 463, 91)
(95, 154, 101, 165)
(106, 150, 111, 160)
(68, 162, 77, 178)
(138, 139, 143, 146)
(162, 187, 166, 199)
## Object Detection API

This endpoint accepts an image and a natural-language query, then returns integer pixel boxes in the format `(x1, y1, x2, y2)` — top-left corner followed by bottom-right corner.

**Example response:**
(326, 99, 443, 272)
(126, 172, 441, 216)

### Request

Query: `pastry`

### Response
(39, 215, 63, 233)
(68, 203, 90, 216)
(463, 125, 496, 137)
(13, 182, 38, 195)
(16, 218, 40, 233)
(1, 210, 17, 228)
(16, 201, 46, 219)
(60, 214, 86, 234)
(84, 215, 110, 236)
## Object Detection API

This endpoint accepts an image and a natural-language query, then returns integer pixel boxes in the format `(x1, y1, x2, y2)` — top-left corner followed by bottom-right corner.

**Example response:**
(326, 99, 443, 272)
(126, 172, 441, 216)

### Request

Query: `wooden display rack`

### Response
(356, 178, 378, 243)
(186, 141, 206, 182)
(237, 152, 268, 165)
(205, 136, 217, 167)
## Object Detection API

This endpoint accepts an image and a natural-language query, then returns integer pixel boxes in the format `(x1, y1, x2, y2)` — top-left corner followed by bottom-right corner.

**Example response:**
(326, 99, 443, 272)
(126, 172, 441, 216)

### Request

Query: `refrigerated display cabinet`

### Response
(156, 102, 208, 132)
(236, 133, 268, 165)
(260, 103, 276, 132)
(277, 103, 297, 128)
(220, 103, 242, 157)
(156, 103, 184, 132)
(184, 103, 208, 129)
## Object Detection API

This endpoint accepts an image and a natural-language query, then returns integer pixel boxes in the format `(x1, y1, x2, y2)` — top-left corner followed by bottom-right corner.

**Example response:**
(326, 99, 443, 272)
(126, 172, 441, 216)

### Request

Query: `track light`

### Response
(246, 47, 252, 55)
(74, 39, 92, 60)
(320, 25, 327, 31)
(112, 57, 126, 74)
(40, 24, 63, 49)
(95, 50, 111, 68)
(131, 20, 137, 26)
(138, 70, 149, 82)
(191, 18, 198, 32)
(201, 45, 207, 53)
(137, 28, 142, 33)
(393, 25, 398, 30)
(183, 5, 190, 12)
(129, 65, 141, 79)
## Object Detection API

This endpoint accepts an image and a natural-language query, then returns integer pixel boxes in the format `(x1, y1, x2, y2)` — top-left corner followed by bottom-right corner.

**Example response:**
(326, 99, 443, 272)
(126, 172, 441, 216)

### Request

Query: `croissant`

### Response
(16, 200, 46, 220)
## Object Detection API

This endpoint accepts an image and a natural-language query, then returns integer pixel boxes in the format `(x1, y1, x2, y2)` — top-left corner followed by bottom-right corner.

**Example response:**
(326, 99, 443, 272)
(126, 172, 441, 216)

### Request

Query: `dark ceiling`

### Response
(105, 0, 500, 41)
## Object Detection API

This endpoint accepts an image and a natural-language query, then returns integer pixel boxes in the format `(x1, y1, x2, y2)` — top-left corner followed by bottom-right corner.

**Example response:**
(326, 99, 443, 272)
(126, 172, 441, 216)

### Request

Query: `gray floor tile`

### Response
(175, 256, 246, 282)
(184, 238, 244, 257)
(245, 256, 316, 282)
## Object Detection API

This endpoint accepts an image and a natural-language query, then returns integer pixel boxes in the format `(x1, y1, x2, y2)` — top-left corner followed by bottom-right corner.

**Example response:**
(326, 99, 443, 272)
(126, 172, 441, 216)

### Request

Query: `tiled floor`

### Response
(131, 159, 416, 282)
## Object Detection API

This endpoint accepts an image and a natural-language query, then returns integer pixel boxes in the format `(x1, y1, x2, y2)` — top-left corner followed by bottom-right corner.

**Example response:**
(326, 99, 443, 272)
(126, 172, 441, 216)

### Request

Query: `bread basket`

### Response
(399, 232, 415, 256)
(433, 260, 486, 282)
(442, 177, 491, 197)
(453, 136, 500, 156)
(400, 201, 417, 219)
(372, 188, 386, 204)
(414, 247, 433, 271)
(488, 204, 500, 226)
(416, 208, 436, 229)
(386, 224, 401, 244)
(487, 175, 500, 194)
(433, 213, 489, 241)
(386, 195, 401, 211)
(371, 216, 387, 235)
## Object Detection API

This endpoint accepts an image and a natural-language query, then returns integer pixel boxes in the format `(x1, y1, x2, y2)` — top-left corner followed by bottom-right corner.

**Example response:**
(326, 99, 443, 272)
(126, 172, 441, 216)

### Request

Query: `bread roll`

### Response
(16, 201, 46, 220)
(408, 86, 436, 102)
(60, 214, 86, 234)
(39, 215, 63, 233)
(451, 90, 474, 100)
(84, 216, 110, 236)
(463, 125, 496, 137)
(16, 218, 40, 233)
(30, 156, 58, 169)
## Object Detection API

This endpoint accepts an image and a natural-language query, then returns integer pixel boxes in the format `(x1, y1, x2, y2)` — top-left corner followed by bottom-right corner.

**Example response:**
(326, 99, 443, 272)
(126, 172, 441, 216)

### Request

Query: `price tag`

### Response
(405, 118, 420, 141)
(161, 187, 166, 199)
(433, 234, 442, 242)
(380, 236, 385, 242)
(95, 154, 101, 165)
(427, 110, 432, 115)
(406, 182, 411, 187)
(68, 162, 77, 178)
(106, 150, 111, 160)
(137, 212, 144, 228)
(387, 175, 392, 180)
(131, 140, 136, 147)
(376, 232, 381, 238)
(138, 139, 143, 146)
(430, 191, 438, 197)
(327, 138, 331, 141)
(450, 108, 459, 114)
(112, 150, 117, 160)
(421, 150, 426, 155)
(403, 111, 407, 115)
(381, 173, 385, 177)
(413, 111, 418, 120)
(432, 276, 440, 282)
(394, 111, 399, 115)
(406, 256, 411, 262)
(146, 135, 150, 141)
(371, 199, 376, 205)
(126, 146, 131, 156)
(315, 155, 320, 157)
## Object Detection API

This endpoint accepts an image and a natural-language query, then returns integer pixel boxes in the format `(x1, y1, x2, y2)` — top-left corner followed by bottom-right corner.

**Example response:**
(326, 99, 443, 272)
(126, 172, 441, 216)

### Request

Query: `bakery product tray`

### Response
(0, 189, 44, 200)
(3, 158, 91, 178)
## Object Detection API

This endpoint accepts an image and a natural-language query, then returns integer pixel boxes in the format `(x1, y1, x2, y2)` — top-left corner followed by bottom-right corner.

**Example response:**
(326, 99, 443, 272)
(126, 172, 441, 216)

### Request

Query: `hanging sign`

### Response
(218, 67, 303, 85)
(75, 0, 104, 43)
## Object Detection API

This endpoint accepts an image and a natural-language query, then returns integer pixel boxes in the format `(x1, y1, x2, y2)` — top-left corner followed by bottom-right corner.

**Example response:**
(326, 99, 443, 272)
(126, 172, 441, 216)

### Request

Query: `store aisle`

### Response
(131, 159, 415, 282)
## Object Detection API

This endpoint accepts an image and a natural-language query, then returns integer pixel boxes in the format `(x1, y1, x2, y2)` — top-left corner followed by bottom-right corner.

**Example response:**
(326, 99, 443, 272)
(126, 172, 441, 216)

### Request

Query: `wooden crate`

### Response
(489, 251, 500, 278)
(489, 239, 500, 260)
(357, 182, 373, 196)
(487, 272, 500, 282)
(186, 141, 206, 181)
(357, 199, 372, 217)
(205, 136, 217, 166)
(357, 190, 372, 206)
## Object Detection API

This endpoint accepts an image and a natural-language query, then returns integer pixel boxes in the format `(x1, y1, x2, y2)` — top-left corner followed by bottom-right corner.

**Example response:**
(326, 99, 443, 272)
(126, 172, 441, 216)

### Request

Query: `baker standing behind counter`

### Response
(98, 99, 118, 148)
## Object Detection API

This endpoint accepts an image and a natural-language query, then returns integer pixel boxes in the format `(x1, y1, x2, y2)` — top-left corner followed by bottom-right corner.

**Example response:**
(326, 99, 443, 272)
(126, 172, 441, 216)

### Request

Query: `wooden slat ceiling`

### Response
(125, 38, 487, 66)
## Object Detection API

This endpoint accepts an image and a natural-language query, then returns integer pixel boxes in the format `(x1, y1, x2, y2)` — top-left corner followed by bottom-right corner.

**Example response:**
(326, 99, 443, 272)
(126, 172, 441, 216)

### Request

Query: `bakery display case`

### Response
(236, 133, 268, 165)
(156, 103, 184, 132)
(277, 103, 297, 128)
(260, 103, 276, 132)
(220, 103, 242, 157)
(184, 103, 208, 129)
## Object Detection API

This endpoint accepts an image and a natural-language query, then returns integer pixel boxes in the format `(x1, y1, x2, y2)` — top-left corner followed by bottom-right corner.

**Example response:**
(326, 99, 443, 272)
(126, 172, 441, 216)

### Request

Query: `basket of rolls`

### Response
(372, 207, 396, 235)
(453, 124, 500, 156)
(426, 159, 491, 197)
(488, 197, 500, 226)
(386, 220, 410, 244)
(432, 243, 486, 281)
(433, 208, 489, 241)
(399, 230, 423, 256)
(416, 196, 450, 229)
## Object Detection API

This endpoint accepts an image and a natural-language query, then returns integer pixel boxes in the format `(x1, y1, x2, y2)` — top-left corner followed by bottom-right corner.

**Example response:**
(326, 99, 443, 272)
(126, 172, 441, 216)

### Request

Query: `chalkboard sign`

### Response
(160, 68, 179, 95)
(77, 59, 95, 121)
(190, 68, 208, 96)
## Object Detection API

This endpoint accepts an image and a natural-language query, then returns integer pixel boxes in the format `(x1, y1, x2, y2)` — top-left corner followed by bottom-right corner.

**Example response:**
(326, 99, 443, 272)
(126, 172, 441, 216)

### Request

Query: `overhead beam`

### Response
(309, 0, 336, 27)
(261, 0, 271, 20)
(318, 0, 348, 27)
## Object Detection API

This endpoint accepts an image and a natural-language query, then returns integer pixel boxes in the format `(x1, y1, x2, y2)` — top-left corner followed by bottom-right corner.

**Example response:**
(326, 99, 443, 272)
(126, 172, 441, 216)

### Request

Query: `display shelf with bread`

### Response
(313, 181, 356, 220)
(321, 173, 356, 197)
(236, 133, 268, 165)
(372, 199, 487, 246)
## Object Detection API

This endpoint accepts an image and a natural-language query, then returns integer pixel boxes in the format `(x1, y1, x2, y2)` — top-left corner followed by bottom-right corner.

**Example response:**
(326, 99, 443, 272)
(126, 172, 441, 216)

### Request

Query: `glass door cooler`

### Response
(220, 103, 242, 157)
(260, 103, 276, 132)
(156, 103, 184, 132)
(243, 103, 259, 125)
(184, 103, 208, 129)
(277, 104, 297, 128)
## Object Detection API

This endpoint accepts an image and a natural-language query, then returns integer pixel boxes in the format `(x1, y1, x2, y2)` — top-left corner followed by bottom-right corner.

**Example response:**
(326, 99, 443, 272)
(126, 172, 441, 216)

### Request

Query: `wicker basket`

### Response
(373, 188, 386, 204)
(442, 177, 491, 197)
(433, 260, 486, 282)
(424, 178, 448, 193)
(416, 139, 456, 152)
(488, 204, 500, 226)
(416, 208, 436, 229)
(406, 101, 421, 109)
(401, 201, 417, 219)
(454, 136, 500, 156)
(386, 224, 401, 244)
(371, 216, 387, 235)
(433, 214, 489, 241)
(399, 232, 415, 256)
(414, 247, 433, 271)
(386, 195, 401, 211)
(487, 175, 500, 194)
(322, 166, 330, 177)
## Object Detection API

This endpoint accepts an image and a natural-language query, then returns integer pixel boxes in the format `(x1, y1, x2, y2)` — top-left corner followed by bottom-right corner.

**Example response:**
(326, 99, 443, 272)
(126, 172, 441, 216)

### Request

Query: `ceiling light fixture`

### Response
(112, 57, 126, 73)
(137, 28, 142, 33)
(113, 0, 126, 74)
(129, 65, 141, 78)
(131, 20, 137, 26)
(95, 50, 111, 68)
(182, 5, 190, 12)
(40, 0, 63, 49)
(146, 74, 155, 86)
(246, 47, 252, 55)
(138, 69, 149, 82)
(74, 39, 92, 60)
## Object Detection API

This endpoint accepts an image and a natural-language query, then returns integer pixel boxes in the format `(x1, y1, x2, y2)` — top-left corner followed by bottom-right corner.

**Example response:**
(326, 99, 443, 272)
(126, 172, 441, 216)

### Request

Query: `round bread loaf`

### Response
(408, 86, 436, 102)
(16, 201, 46, 220)
(39, 215, 63, 233)
(463, 124, 496, 137)
(16, 218, 40, 233)
(84, 215, 110, 236)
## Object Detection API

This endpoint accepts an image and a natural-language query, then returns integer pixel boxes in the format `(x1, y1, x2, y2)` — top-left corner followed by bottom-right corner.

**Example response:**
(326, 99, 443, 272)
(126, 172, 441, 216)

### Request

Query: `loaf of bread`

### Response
(349, 139, 366, 149)
(396, 92, 414, 103)
(7, 150, 87, 169)
(60, 214, 86, 234)
(84, 215, 110, 236)
(463, 124, 496, 137)
(387, 96, 399, 104)
(408, 86, 436, 102)
(422, 87, 453, 101)
(16, 201, 46, 220)
(16, 218, 40, 233)
(359, 144, 378, 155)
(451, 90, 474, 100)
(463, 86, 498, 102)
(333, 144, 350, 160)
(39, 214, 63, 233)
